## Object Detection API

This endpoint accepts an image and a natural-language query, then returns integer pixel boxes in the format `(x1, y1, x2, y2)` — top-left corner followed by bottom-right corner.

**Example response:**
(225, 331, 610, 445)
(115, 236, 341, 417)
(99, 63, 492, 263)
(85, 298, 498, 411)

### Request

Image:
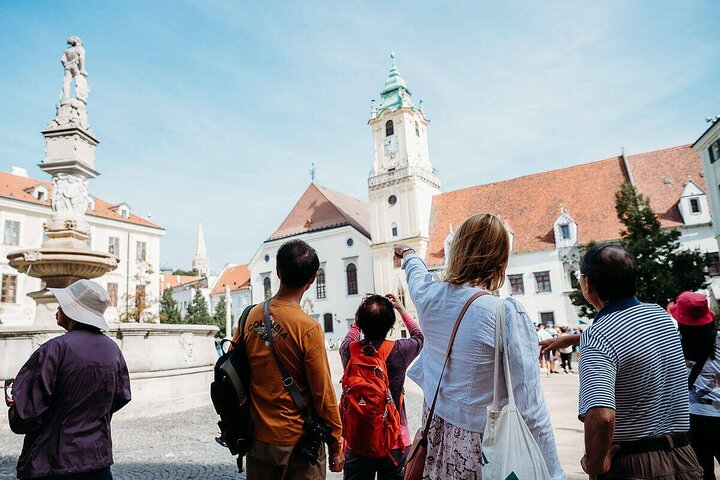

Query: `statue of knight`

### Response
(61, 36, 89, 103)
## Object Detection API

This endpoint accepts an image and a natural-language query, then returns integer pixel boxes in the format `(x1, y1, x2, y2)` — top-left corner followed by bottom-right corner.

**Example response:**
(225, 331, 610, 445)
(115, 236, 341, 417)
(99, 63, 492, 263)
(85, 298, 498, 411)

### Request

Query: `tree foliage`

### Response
(172, 268, 199, 277)
(185, 288, 212, 325)
(571, 183, 709, 318)
(213, 295, 228, 338)
(159, 288, 183, 324)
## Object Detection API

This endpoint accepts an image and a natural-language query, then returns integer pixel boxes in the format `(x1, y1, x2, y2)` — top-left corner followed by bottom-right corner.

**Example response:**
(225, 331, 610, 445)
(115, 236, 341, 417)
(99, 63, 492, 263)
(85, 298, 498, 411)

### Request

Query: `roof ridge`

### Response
(626, 144, 692, 158)
(440, 155, 624, 198)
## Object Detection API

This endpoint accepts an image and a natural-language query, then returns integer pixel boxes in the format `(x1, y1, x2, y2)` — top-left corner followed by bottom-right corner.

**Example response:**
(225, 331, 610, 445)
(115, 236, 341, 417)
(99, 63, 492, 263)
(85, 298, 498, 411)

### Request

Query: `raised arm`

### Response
(395, 246, 436, 318)
(339, 322, 361, 368)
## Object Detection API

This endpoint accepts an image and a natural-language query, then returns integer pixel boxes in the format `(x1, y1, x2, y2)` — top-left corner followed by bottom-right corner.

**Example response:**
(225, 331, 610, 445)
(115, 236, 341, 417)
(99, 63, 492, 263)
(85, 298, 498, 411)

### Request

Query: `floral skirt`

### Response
(422, 403, 484, 480)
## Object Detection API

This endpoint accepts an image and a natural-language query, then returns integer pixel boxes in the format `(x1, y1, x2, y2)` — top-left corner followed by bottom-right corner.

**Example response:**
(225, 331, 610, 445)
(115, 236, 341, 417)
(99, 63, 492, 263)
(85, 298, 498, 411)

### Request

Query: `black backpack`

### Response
(210, 304, 254, 473)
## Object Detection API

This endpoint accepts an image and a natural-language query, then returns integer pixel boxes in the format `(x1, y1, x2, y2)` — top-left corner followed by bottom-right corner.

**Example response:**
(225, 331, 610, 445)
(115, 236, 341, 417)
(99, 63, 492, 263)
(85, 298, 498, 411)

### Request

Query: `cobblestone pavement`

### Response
(4, 356, 715, 479)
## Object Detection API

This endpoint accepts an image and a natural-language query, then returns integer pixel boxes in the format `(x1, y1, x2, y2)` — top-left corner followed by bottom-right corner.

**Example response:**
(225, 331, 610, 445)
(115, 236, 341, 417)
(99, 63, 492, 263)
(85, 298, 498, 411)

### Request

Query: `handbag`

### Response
(403, 291, 488, 480)
(481, 299, 551, 479)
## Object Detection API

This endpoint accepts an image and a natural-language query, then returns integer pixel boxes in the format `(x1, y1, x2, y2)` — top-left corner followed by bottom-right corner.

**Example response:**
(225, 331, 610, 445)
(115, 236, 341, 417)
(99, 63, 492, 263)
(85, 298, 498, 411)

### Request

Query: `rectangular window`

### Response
(135, 241, 147, 262)
(508, 274, 525, 295)
(708, 252, 720, 277)
(534, 271, 552, 293)
(540, 312, 555, 325)
(1, 274, 17, 303)
(401, 329, 408, 339)
(712, 141, 720, 164)
(3, 220, 20, 245)
(108, 236, 120, 256)
(560, 224, 570, 239)
(316, 268, 327, 299)
(107, 282, 118, 307)
(690, 198, 701, 214)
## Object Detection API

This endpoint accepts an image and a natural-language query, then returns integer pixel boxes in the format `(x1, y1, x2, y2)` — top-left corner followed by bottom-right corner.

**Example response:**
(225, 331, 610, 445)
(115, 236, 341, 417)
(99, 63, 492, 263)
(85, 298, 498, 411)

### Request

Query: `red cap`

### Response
(669, 292, 715, 327)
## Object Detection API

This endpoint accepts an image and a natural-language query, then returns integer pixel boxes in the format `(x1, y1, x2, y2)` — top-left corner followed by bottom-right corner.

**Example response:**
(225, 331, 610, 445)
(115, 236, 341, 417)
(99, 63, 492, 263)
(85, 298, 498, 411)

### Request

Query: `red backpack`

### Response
(340, 340, 402, 460)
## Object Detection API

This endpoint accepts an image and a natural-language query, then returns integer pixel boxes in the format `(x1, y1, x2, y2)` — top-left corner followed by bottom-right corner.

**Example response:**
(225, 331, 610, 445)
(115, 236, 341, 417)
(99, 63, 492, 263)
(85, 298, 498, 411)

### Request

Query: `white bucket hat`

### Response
(49, 279, 110, 330)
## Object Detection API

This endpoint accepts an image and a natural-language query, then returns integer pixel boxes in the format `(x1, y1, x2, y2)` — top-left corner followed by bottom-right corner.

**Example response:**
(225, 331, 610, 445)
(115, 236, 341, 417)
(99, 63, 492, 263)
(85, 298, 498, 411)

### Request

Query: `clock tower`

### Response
(368, 54, 440, 320)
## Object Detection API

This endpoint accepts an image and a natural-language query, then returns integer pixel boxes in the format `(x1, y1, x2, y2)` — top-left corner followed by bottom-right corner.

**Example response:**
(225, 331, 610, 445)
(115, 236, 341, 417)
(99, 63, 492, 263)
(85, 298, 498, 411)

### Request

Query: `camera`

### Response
(295, 418, 331, 463)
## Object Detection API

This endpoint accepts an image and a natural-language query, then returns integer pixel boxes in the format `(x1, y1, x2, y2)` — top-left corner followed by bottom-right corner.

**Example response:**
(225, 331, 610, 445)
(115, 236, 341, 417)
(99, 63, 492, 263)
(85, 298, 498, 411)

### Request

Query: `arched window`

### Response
(316, 268, 326, 299)
(346, 263, 358, 295)
(415, 121, 420, 137)
(385, 120, 394, 137)
(323, 313, 334, 333)
(263, 277, 272, 299)
(391, 222, 398, 237)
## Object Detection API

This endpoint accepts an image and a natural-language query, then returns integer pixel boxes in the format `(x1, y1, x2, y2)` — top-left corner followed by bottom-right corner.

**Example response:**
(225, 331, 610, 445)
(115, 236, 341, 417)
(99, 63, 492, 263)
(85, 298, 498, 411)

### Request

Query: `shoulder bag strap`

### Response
(490, 299, 515, 410)
(421, 290, 488, 439)
(263, 299, 309, 417)
(688, 355, 709, 390)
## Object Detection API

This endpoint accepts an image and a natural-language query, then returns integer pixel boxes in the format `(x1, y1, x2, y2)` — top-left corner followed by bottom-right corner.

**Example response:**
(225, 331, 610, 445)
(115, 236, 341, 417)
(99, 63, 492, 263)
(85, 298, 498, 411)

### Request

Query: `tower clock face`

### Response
(384, 135, 399, 156)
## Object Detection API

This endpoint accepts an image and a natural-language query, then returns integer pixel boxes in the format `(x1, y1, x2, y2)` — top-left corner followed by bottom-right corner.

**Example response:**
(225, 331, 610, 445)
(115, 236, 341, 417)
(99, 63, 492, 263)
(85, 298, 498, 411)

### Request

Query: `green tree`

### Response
(185, 287, 212, 325)
(159, 288, 183, 324)
(572, 183, 709, 318)
(213, 295, 228, 337)
(172, 268, 200, 277)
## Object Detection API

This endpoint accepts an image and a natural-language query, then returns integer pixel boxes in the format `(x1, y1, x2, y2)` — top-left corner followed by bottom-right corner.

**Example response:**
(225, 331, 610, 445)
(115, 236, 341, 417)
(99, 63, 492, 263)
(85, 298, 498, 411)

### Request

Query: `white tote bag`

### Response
(481, 300, 551, 480)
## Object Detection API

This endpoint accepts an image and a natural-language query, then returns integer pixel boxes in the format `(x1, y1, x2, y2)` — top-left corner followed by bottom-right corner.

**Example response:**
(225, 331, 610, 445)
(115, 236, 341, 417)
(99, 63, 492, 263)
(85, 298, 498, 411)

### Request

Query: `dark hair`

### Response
(679, 323, 717, 363)
(355, 295, 395, 341)
(276, 240, 320, 288)
(580, 244, 637, 302)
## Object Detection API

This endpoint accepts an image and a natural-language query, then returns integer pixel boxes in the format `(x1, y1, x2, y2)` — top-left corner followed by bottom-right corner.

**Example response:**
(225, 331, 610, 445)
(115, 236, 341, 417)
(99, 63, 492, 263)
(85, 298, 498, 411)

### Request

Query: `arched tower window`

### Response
(346, 263, 358, 295)
(385, 120, 394, 137)
(415, 121, 420, 137)
(391, 222, 398, 237)
(316, 268, 326, 299)
(263, 277, 272, 299)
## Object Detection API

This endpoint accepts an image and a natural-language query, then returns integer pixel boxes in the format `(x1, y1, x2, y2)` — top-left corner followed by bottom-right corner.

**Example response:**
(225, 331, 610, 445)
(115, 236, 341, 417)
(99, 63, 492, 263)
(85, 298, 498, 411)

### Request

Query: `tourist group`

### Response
(6, 213, 720, 480)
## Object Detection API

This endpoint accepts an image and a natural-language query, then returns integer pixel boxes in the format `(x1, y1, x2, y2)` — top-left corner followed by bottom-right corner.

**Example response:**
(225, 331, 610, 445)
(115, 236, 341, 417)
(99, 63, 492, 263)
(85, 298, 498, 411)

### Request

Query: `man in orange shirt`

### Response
(242, 239, 343, 479)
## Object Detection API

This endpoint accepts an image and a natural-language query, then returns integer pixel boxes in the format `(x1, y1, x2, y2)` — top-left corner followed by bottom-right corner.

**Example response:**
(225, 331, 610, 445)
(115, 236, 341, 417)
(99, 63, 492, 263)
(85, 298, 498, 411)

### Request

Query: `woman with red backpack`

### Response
(339, 293, 424, 480)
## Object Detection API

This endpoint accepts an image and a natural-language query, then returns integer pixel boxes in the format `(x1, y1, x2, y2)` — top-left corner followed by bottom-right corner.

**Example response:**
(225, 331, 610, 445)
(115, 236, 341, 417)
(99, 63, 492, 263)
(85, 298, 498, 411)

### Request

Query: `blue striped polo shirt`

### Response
(578, 297, 690, 441)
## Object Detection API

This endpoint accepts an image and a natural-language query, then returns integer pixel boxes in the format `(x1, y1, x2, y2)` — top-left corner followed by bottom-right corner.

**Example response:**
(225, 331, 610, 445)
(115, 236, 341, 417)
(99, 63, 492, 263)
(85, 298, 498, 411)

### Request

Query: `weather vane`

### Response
(309, 163, 317, 182)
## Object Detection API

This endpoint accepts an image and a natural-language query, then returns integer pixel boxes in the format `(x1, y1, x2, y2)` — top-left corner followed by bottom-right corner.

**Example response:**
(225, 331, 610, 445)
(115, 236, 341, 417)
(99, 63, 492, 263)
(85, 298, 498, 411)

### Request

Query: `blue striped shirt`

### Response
(578, 297, 690, 441)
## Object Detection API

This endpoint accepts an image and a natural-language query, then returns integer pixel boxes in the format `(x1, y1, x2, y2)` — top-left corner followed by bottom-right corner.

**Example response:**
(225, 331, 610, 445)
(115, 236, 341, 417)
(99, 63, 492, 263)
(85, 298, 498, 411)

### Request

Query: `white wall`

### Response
(248, 225, 373, 343)
(0, 197, 164, 325)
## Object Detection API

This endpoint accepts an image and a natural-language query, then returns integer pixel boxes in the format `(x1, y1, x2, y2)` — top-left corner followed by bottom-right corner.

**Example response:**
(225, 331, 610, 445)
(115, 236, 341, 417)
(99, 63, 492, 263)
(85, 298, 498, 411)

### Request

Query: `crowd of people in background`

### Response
(5, 212, 720, 480)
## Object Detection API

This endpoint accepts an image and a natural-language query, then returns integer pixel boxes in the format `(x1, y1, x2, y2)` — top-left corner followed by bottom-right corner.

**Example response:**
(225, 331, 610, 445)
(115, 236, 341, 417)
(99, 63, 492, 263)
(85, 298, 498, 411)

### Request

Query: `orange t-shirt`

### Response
(240, 299, 342, 456)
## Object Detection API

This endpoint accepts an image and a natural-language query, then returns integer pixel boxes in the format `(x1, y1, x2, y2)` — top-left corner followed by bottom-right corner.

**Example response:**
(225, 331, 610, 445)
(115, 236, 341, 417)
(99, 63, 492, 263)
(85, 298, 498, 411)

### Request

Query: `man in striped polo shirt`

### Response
(577, 245, 702, 479)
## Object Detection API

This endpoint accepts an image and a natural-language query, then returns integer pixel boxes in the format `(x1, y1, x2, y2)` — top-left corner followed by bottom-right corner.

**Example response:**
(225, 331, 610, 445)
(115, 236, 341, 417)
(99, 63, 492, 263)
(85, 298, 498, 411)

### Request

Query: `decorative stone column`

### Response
(7, 37, 118, 327)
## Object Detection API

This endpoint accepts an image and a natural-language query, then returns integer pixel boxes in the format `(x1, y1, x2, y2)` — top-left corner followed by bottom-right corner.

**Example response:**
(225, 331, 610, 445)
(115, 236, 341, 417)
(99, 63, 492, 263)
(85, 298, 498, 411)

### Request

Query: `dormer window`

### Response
(87, 197, 95, 211)
(385, 120, 394, 137)
(29, 184, 49, 201)
(690, 197, 701, 214)
(553, 209, 578, 248)
(115, 203, 131, 219)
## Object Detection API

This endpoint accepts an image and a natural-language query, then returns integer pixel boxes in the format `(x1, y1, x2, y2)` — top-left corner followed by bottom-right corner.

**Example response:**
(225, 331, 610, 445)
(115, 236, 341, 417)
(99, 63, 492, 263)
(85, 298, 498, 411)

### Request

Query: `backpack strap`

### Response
(349, 340, 363, 358)
(263, 299, 309, 418)
(376, 340, 395, 362)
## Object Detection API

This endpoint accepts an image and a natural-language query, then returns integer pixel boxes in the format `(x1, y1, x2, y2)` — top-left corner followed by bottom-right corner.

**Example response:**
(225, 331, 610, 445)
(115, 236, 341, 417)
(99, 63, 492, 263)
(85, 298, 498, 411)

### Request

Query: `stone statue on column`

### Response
(61, 36, 89, 103)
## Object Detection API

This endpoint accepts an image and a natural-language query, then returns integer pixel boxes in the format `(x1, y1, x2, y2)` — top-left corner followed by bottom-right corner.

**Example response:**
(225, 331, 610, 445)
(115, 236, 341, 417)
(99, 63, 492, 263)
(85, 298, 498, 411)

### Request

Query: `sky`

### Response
(1, 1, 719, 272)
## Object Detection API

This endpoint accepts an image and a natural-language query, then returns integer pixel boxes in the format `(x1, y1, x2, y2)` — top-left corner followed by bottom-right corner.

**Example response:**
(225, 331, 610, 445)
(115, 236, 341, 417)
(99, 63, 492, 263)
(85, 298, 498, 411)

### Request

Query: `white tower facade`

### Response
(368, 55, 440, 318)
(192, 223, 210, 277)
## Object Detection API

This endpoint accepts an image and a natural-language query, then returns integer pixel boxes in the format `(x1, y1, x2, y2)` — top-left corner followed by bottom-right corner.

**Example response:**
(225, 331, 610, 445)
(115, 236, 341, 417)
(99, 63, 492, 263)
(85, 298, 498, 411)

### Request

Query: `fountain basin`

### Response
(0, 323, 220, 425)
(7, 247, 119, 287)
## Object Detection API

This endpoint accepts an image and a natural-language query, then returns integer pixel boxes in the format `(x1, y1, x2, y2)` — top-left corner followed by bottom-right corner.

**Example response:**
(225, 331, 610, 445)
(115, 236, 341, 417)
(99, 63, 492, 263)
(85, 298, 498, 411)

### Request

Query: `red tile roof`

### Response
(212, 264, 251, 295)
(160, 274, 203, 294)
(0, 170, 162, 229)
(269, 183, 370, 240)
(427, 145, 703, 266)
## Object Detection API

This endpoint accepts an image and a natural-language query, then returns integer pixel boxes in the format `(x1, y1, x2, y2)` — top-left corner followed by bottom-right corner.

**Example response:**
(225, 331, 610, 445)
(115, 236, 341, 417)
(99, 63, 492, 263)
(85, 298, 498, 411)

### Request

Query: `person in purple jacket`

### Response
(339, 293, 424, 480)
(7, 280, 131, 480)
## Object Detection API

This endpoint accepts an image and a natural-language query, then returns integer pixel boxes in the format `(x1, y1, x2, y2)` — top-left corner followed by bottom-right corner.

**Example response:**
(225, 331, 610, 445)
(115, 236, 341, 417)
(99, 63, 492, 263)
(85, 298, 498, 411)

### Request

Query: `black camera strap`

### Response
(263, 299, 309, 418)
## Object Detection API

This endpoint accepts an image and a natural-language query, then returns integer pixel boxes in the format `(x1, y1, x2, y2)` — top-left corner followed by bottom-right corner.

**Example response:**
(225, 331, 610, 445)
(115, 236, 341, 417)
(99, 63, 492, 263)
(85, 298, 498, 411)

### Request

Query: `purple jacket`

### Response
(340, 312, 423, 447)
(8, 327, 131, 479)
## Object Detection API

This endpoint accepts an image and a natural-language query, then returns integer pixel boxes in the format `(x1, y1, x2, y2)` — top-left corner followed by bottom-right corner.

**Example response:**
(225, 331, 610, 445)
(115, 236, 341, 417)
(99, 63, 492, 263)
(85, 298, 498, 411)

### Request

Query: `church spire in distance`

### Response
(192, 223, 209, 277)
(371, 53, 420, 120)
